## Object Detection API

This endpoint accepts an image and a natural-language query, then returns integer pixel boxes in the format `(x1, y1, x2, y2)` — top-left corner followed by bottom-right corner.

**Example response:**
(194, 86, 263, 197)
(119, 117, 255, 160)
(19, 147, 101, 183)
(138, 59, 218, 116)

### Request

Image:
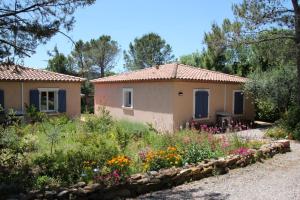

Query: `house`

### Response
(91, 63, 255, 133)
(0, 64, 85, 117)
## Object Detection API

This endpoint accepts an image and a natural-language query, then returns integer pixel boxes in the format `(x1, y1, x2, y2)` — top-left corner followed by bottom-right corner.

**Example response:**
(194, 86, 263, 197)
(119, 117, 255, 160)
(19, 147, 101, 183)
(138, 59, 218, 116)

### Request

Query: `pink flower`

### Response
(232, 147, 252, 156)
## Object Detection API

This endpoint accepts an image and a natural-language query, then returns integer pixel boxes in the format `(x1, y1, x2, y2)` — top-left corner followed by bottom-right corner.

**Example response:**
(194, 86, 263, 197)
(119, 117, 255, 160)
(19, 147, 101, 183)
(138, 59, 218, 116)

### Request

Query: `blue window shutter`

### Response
(58, 90, 66, 113)
(0, 90, 4, 109)
(30, 90, 39, 110)
(195, 91, 209, 118)
(234, 92, 244, 115)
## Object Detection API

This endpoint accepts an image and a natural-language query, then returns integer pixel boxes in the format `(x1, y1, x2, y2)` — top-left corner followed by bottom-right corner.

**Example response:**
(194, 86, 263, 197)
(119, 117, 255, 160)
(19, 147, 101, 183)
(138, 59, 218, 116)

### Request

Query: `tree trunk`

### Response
(100, 66, 104, 78)
(293, 0, 300, 106)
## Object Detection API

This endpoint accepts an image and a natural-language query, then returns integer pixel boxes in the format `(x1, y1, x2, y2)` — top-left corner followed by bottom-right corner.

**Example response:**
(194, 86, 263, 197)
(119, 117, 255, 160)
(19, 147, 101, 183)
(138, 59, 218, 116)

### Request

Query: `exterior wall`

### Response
(94, 82, 174, 133)
(172, 81, 255, 131)
(0, 81, 81, 118)
(94, 81, 255, 133)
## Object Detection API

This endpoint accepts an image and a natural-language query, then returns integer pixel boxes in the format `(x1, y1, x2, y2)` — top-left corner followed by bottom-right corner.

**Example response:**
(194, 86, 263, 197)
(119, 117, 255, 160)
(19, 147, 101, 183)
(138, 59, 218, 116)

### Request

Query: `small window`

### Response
(39, 89, 58, 112)
(123, 88, 133, 108)
(233, 91, 244, 115)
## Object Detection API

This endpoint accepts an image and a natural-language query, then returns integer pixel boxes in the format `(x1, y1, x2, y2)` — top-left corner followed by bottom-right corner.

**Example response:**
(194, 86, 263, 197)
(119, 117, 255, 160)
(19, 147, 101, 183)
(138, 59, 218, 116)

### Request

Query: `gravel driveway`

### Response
(135, 140, 300, 200)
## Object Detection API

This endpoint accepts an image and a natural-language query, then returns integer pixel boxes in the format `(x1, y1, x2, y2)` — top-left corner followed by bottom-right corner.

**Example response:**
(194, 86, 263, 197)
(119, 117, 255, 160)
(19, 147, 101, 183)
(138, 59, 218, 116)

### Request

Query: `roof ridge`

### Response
(36, 68, 85, 80)
(0, 64, 85, 82)
(179, 64, 248, 79)
(91, 64, 171, 82)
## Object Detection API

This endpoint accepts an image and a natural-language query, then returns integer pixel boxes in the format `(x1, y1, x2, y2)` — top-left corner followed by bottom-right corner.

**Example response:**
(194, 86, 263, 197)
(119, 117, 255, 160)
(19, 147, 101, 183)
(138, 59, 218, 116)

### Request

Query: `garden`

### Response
(0, 106, 272, 198)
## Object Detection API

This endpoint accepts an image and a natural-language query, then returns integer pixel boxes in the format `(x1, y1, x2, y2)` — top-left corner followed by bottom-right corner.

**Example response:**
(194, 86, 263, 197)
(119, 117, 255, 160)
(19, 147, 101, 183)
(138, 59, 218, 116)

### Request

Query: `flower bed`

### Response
(28, 140, 290, 200)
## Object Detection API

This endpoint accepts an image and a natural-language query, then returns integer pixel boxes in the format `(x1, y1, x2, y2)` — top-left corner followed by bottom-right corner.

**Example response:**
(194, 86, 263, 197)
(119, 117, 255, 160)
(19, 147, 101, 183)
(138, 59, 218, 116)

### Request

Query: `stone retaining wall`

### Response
(28, 140, 290, 200)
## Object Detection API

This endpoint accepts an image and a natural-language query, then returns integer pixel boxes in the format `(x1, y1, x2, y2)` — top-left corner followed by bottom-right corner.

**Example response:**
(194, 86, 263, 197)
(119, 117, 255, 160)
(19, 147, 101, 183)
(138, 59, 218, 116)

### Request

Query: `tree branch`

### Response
(242, 36, 296, 45)
(0, 39, 34, 57)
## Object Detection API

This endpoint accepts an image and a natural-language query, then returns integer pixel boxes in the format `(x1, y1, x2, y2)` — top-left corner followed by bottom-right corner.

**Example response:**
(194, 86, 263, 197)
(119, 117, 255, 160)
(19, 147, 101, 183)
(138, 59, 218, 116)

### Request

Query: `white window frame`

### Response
(232, 90, 245, 116)
(38, 88, 59, 112)
(193, 89, 210, 120)
(122, 88, 133, 109)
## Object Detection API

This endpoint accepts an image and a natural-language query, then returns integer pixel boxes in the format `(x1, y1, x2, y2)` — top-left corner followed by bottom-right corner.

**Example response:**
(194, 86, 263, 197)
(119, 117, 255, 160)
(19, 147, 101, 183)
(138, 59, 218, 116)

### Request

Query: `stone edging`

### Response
(28, 140, 290, 200)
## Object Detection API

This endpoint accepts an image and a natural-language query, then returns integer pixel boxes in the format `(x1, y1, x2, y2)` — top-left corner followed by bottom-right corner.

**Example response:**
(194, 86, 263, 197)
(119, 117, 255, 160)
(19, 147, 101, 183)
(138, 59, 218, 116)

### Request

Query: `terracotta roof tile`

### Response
(0, 64, 85, 82)
(91, 63, 248, 83)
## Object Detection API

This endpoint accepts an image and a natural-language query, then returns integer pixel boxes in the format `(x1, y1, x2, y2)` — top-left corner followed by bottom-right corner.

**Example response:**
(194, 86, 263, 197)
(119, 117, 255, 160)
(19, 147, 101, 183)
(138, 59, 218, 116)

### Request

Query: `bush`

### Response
(230, 134, 248, 149)
(83, 108, 113, 134)
(183, 142, 220, 164)
(33, 137, 120, 185)
(115, 120, 150, 140)
(0, 126, 34, 193)
(142, 147, 182, 171)
(279, 105, 300, 140)
(25, 105, 48, 123)
(35, 175, 59, 189)
(255, 100, 280, 122)
(292, 123, 300, 140)
(265, 127, 289, 139)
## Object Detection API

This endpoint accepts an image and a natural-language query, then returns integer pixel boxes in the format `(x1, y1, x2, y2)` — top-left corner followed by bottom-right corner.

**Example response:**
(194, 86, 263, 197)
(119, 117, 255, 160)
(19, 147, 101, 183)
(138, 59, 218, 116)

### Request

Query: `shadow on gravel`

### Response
(137, 187, 230, 200)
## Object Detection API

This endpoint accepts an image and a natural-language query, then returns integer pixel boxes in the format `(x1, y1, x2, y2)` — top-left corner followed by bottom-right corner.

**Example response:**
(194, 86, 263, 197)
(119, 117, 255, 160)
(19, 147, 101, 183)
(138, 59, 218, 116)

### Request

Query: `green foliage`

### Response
(33, 138, 120, 185)
(0, 126, 35, 193)
(25, 105, 48, 123)
(35, 175, 60, 189)
(143, 147, 182, 171)
(244, 66, 297, 121)
(183, 142, 219, 164)
(293, 123, 300, 140)
(279, 105, 300, 140)
(83, 108, 113, 134)
(124, 33, 175, 70)
(0, 0, 95, 61)
(180, 51, 203, 67)
(113, 120, 150, 150)
(47, 46, 75, 75)
(87, 35, 120, 77)
(230, 134, 248, 149)
(265, 127, 289, 139)
(255, 100, 280, 122)
(116, 120, 150, 140)
(0, 111, 266, 194)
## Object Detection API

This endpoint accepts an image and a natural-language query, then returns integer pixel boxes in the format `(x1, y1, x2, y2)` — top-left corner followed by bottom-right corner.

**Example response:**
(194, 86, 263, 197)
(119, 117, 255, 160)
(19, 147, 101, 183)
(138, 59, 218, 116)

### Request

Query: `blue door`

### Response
(194, 90, 209, 119)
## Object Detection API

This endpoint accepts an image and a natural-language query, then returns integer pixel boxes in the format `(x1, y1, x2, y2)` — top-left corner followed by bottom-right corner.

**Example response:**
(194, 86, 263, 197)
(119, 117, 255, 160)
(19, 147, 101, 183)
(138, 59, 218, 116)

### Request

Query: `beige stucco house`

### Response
(0, 64, 84, 117)
(92, 64, 255, 133)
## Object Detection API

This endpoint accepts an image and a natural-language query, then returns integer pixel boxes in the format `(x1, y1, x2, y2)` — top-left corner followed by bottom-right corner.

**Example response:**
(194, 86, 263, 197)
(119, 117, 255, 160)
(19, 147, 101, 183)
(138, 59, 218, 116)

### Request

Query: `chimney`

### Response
(155, 64, 159, 69)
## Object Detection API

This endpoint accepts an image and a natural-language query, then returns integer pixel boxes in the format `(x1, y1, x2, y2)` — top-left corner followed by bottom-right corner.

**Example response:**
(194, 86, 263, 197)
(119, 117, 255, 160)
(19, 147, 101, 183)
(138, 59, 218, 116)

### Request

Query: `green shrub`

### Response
(183, 142, 220, 164)
(35, 175, 60, 189)
(247, 140, 265, 149)
(255, 100, 280, 122)
(265, 127, 289, 139)
(112, 120, 150, 150)
(143, 147, 182, 171)
(279, 105, 300, 140)
(292, 123, 300, 140)
(115, 120, 150, 140)
(33, 137, 120, 185)
(21, 133, 38, 152)
(25, 105, 48, 123)
(83, 108, 113, 134)
(230, 134, 248, 149)
(0, 126, 34, 193)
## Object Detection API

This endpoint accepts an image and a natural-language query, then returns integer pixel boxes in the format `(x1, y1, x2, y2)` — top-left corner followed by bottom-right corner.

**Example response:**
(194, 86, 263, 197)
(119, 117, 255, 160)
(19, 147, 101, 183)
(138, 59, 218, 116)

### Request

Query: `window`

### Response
(193, 89, 209, 119)
(233, 91, 244, 115)
(39, 89, 58, 112)
(123, 88, 133, 108)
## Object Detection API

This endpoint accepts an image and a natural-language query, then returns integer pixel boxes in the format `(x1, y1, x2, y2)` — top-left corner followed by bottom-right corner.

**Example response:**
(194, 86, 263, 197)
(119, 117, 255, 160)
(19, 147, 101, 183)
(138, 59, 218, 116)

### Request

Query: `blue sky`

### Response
(24, 0, 240, 72)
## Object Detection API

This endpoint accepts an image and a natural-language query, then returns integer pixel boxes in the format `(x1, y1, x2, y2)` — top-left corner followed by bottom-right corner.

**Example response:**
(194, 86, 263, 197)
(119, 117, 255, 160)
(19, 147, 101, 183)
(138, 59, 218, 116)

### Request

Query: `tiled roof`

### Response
(91, 63, 248, 84)
(0, 64, 85, 82)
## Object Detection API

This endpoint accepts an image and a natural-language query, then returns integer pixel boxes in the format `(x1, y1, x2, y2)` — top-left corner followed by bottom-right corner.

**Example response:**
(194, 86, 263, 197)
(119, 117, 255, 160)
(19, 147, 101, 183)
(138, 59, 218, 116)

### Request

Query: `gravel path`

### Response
(135, 139, 300, 200)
